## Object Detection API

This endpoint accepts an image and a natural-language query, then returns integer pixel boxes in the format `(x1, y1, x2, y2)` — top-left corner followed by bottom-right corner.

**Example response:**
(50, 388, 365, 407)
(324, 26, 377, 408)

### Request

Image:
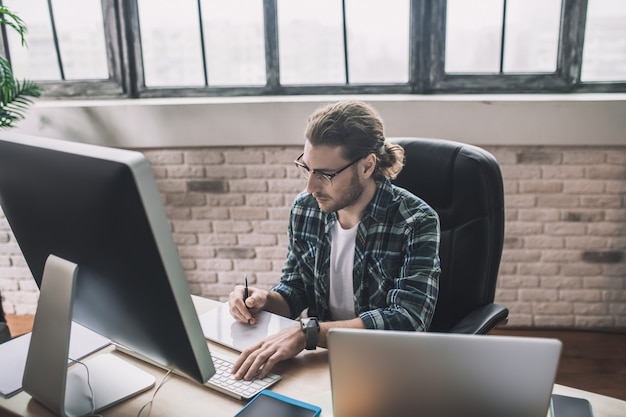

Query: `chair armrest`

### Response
(449, 303, 509, 335)
(0, 322, 11, 344)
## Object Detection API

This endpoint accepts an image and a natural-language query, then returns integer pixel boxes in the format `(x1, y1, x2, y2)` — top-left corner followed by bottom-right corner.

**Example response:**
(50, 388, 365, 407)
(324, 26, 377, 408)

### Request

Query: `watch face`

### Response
(301, 317, 318, 350)
(303, 317, 318, 328)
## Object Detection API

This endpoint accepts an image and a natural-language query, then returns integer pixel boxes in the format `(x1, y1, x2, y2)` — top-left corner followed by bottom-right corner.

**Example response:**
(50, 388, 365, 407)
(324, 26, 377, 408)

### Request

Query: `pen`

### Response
(243, 274, 251, 324)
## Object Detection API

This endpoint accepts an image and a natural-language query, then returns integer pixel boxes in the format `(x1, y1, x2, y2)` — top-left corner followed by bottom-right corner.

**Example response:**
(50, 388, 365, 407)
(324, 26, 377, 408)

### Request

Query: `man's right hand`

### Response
(228, 285, 268, 325)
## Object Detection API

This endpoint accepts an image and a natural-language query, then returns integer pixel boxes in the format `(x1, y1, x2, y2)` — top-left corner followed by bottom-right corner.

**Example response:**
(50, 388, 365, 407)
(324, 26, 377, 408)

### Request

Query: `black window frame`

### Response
(2, 0, 624, 100)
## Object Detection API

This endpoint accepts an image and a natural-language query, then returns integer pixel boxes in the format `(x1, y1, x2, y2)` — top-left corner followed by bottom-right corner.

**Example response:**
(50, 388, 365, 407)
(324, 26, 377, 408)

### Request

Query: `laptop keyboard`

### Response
(205, 351, 282, 400)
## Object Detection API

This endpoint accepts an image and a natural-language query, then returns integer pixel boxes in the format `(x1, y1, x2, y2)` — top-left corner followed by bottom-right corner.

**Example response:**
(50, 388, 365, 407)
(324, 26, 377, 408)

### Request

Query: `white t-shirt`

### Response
(329, 221, 358, 321)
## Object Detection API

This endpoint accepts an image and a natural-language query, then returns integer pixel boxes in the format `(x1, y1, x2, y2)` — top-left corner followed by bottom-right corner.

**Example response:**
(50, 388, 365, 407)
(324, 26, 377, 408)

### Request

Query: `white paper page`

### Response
(199, 302, 297, 352)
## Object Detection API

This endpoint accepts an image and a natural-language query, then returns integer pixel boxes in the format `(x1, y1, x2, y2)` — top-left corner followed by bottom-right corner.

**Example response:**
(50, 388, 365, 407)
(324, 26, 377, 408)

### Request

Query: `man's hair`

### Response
(304, 100, 405, 180)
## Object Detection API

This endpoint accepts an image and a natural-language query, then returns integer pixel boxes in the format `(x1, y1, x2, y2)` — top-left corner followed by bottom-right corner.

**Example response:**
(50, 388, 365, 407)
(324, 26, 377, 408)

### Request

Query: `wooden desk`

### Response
(1, 297, 625, 417)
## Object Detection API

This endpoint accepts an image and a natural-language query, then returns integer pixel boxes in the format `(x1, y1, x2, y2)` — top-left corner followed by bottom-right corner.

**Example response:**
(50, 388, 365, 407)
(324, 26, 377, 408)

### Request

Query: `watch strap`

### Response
(301, 317, 319, 350)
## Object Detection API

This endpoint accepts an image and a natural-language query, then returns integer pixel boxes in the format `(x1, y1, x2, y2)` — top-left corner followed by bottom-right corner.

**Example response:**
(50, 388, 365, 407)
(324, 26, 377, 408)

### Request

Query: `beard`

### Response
(314, 169, 365, 213)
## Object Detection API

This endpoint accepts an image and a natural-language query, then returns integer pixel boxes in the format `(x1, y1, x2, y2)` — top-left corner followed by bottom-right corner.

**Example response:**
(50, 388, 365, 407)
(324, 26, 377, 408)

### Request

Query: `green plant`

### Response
(0, 6, 41, 128)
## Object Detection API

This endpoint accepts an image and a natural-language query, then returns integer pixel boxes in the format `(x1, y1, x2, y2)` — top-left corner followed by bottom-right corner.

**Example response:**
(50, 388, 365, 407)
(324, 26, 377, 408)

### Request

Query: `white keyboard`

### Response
(206, 351, 282, 400)
(114, 345, 281, 401)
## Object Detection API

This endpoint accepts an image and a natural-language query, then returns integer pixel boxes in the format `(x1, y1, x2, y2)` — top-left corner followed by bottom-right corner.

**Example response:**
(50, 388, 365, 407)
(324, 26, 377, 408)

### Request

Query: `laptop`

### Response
(327, 328, 562, 417)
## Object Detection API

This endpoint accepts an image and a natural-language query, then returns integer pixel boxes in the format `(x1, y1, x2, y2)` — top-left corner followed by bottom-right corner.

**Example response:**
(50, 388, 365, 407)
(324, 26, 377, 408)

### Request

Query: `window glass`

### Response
(581, 0, 626, 81)
(345, 0, 409, 83)
(138, 0, 205, 87)
(277, 0, 345, 85)
(5, 0, 108, 81)
(445, 0, 504, 73)
(200, 0, 266, 86)
(52, 0, 108, 80)
(503, 0, 561, 73)
(2, 0, 623, 96)
(3, 0, 61, 80)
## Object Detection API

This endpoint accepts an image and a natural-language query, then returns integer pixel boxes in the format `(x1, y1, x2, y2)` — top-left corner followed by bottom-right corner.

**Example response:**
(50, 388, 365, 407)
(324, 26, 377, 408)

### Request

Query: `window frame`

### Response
(3, 0, 624, 100)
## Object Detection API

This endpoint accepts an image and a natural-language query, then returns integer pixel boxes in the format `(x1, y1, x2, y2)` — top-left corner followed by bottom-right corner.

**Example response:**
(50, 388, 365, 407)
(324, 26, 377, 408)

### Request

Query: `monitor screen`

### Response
(0, 132, 215, 385)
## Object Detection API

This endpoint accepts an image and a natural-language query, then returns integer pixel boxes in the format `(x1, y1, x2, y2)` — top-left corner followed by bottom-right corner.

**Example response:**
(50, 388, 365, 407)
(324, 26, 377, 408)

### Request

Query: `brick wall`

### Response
(491, 146, 626, 328)
(1, 144, 625, 329)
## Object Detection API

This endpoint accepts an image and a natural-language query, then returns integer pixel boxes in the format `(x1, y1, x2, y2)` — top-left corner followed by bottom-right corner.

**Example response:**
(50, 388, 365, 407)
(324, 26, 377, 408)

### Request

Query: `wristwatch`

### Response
(300, 317, 320, 350)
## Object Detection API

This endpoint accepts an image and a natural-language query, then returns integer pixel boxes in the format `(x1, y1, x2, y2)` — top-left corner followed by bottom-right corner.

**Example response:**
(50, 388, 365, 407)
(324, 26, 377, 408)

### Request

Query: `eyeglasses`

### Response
(294, 153, 362, 186)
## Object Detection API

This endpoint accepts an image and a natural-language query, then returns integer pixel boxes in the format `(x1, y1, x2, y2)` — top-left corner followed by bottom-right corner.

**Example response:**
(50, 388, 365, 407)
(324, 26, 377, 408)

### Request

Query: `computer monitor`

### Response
(0, 132, 215, 416)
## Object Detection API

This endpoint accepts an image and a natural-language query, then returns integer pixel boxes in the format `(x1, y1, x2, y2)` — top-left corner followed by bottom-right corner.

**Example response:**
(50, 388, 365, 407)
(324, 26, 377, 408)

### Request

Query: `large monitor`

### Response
(0, 132, 215, 415)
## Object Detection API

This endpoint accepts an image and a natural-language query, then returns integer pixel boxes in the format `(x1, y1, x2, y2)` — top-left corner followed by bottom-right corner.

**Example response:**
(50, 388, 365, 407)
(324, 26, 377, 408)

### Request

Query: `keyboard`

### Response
(114, 345, 281, 400)
(205, 351, 282, 400)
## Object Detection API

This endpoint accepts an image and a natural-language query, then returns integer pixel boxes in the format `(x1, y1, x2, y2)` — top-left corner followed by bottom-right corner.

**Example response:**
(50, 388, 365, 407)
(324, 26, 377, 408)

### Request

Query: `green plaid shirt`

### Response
(272, 178, 440, 331)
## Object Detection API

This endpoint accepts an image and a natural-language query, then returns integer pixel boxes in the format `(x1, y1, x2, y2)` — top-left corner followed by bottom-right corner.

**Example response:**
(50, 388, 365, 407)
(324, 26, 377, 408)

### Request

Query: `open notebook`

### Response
(328, 328, 562, 417)
(199, 302, 297, 352)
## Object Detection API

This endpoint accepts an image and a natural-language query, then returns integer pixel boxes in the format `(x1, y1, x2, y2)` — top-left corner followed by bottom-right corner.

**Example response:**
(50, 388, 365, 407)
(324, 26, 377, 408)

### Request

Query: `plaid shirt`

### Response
(272, 178, 440, 331)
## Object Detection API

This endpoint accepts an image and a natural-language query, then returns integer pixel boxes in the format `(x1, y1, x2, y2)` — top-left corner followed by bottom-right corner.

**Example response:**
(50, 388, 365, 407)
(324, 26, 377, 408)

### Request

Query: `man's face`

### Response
(299, 143, 366, 213)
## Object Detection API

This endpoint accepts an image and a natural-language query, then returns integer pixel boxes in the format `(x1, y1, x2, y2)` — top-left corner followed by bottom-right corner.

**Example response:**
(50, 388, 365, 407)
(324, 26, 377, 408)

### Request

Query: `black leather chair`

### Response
(392, 138, 508, 334)
(0, 300, 9, 344)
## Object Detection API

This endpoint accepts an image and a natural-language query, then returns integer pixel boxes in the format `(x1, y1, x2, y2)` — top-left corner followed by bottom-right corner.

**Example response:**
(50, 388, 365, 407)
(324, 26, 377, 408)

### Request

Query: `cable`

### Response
(68, 357, 171, 417)
(136, 369, 172, 417)
(68, 358, 103, 417)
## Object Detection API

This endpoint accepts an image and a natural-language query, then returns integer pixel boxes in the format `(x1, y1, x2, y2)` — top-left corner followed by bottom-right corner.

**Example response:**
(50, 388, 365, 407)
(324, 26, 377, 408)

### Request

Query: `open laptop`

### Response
(327, 328, 562, 417)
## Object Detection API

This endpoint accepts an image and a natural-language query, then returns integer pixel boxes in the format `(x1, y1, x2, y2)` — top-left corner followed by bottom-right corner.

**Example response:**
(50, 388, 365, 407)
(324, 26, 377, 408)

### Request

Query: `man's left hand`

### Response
(231, 325, 306, 380)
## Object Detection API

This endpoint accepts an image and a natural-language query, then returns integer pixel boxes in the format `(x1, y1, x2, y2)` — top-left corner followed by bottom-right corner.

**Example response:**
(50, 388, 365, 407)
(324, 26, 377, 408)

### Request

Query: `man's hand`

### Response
(231, 325, 306, 380)
(228, 285, 268, 325)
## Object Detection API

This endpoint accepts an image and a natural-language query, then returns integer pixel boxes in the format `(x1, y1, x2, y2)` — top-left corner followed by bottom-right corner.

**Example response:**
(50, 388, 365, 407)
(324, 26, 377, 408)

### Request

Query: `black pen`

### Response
(243, 274, 251, 324)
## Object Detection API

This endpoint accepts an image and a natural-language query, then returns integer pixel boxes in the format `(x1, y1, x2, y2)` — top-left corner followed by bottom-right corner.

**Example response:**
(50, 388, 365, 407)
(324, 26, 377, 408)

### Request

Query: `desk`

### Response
(1, 297, 625, 417)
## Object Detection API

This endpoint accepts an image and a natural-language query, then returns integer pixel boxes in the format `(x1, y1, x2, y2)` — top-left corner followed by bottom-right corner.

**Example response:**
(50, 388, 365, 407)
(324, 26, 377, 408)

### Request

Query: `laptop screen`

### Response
(328, 328, 562, 417)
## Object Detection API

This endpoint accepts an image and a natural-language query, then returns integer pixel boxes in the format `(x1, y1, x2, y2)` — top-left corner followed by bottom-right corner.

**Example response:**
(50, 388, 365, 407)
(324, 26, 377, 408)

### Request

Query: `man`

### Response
(228, 100, 440, 380)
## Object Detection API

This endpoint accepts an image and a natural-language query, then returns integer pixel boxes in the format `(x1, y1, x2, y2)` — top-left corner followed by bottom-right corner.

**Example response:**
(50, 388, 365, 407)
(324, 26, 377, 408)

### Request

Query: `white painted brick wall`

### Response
(492, 146, 626, 328)
(1, 144, 625, 330)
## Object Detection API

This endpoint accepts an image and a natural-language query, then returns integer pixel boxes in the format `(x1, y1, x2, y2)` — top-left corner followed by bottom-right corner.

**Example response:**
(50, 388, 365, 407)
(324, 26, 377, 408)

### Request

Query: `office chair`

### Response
(392, 138, 508, 335)
(0, 301, 9, 344)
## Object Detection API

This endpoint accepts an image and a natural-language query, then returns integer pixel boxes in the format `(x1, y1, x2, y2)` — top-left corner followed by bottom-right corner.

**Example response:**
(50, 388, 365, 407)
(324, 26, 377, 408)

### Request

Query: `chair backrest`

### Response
(392, 138, 505, 332)
(0, 300, 9, 343)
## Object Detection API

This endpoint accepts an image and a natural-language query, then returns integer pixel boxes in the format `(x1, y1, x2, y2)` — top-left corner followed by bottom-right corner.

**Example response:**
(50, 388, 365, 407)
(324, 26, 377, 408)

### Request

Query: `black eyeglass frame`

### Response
(294, 152, 364, 186)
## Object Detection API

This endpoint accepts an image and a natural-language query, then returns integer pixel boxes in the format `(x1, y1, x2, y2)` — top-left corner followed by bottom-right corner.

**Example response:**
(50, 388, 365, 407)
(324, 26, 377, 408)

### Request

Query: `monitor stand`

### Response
(22, 255, 156, 417)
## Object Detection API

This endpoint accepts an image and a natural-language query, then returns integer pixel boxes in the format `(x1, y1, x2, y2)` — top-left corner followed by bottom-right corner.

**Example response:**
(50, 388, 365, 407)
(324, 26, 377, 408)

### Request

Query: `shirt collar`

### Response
(364, 178, 395, 223)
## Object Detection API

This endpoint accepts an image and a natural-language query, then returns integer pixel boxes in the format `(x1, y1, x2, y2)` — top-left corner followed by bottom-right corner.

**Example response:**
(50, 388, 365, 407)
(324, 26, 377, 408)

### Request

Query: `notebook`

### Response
(327, 328, 562, 417)
(199, 301, 297, 352)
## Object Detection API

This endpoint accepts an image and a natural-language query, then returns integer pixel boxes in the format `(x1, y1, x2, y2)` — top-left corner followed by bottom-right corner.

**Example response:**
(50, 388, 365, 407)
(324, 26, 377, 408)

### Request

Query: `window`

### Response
(1, 0, 624, 99)
(581, 0, 626, 82)
(137, 0, 267, 87)
(4, 0, 109, 80)
(445, 0, 562, 74)
(277, 0, 410, 85)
